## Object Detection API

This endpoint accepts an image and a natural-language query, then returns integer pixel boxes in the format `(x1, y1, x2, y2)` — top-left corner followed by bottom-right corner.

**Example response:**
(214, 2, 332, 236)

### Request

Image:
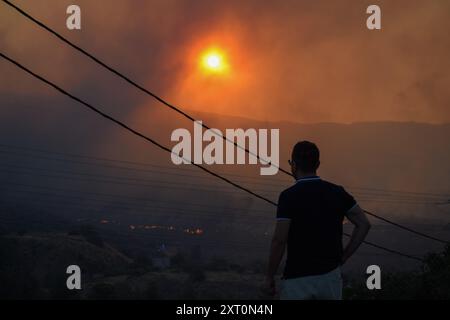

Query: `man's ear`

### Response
(316, 160, 321, 170)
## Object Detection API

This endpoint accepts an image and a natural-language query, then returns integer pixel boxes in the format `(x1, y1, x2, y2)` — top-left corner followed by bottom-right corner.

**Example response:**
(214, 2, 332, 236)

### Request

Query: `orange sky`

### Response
(1, 0, 450, 123)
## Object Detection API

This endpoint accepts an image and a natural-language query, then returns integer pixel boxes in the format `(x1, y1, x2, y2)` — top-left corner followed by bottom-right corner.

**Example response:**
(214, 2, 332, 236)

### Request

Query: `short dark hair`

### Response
(291, 141, 320, 172)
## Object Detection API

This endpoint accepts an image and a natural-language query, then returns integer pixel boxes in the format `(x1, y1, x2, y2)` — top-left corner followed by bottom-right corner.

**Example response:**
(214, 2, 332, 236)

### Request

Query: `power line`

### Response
(3, 180, 445, 247)
(3, 189, 441, 231)
(1, 148, 447, 222)
(0, 164, 443, 206)
(0, 51, 279, 201)
(0, 144, 241, 178)
(2, 188, 273, 222)
(2, 52, 280, 204)
(362, 209, 450, 244)
(1, 197, 272, 228)
(0, 164, 275, 194)
(0, 52, 431, 261)
(0, 158, 445, 207)
(0, 148, 253, 184)
(1, 181, 269, 213)
(3, 0, 448, 244)
(1, 146, 447, 205)
(0, 208, 426, 258)
(4, 182, 444, 230)
(1, 143, 448, 201)
(2, 183, 269, 214)
(0, 168, 278, 200)
(1, 0, 289, 176)
(3, 159, 442, 203)
(348, 186, 450, 199)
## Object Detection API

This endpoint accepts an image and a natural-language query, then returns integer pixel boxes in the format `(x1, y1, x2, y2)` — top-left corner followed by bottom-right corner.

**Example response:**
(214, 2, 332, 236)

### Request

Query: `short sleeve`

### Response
(339, 186, 357, 213)
(276, 191, 293, 220)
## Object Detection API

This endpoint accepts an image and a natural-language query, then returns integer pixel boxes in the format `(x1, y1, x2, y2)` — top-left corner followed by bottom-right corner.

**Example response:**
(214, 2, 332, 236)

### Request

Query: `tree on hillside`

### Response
(345, 245, 450, 300)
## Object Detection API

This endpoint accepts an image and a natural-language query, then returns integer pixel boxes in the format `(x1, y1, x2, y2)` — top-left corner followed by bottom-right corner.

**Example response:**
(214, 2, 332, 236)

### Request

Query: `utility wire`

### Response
(2, 145, 448, 202)
(1, 0, 287, 174)
(0, 149, 446, 205)
(0, 52, 277, 204)
(0, 165, 443, 205)
(0, 52, 428, 261)
(1, 143, 449, 200)
(2, 194, 273, 226)
(2, 1, 448, 245)
(2, 182, 268, 212)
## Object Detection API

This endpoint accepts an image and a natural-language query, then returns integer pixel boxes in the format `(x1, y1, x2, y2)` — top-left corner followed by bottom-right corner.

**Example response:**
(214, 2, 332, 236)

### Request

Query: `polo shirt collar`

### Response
(296, 175, 321, 183)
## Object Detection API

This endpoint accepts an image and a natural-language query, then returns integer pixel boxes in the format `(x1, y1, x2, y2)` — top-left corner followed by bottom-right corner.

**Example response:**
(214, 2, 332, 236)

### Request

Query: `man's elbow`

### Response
(355, 219, 371, 232)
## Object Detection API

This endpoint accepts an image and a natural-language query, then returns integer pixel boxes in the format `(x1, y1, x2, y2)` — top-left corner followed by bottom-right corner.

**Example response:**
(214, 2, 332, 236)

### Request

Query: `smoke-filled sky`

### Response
(1, 0, 450, 123)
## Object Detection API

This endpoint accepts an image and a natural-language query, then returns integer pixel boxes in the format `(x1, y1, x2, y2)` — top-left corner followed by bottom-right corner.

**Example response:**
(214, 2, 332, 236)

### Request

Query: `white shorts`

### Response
(280, 267, 343, 300)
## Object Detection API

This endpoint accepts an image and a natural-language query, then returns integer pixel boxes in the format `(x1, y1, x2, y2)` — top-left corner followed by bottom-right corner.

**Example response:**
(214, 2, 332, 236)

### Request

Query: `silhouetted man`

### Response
(265, 141, 371, 300)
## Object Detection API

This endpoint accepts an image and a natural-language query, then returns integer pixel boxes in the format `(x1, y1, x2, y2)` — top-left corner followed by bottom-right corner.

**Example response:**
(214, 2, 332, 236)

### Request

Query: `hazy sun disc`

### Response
(206, 55, 221, 69)
(201, 49, 228, 73)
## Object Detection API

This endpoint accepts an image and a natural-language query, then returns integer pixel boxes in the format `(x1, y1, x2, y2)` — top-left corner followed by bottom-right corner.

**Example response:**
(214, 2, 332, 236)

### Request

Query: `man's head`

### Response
(289, 141, 320, 177)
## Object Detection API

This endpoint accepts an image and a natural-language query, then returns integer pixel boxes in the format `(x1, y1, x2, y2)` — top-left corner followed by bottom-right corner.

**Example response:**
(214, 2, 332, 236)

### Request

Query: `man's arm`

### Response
(265, 220, 290, 292)
(342, 205, 371, 264)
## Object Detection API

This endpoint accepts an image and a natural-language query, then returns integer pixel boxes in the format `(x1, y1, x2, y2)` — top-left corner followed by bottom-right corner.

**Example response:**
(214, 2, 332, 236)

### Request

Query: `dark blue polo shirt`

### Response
(276, 176, 357, 279)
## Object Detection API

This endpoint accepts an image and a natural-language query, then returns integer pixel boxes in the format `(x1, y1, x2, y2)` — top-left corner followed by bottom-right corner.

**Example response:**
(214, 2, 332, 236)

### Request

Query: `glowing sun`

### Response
(206, 55, 221, 69)
(201, 49, 228, 74)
